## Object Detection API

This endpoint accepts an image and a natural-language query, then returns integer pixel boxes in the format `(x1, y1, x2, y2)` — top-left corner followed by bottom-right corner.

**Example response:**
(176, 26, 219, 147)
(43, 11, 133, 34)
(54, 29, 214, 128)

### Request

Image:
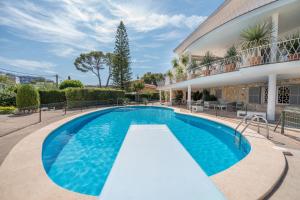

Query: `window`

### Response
(277, 86, 290, 104)
(248, 87, 261, 104)
(215, 89, 222, 99)
(290, 85, 300, 105)
(263, 87, 268, 104)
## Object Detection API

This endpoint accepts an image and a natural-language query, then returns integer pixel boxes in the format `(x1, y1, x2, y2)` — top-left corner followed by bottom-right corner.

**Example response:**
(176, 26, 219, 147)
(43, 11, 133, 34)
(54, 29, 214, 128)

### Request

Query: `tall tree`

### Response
(105, 53, 114, 87)
(74, 51, 105, 87)
(112, 21, 132, 90)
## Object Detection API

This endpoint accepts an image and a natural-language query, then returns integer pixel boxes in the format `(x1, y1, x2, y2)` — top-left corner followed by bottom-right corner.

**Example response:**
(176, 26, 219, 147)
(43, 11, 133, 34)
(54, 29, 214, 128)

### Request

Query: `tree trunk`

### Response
(106, 74, 111, 87)
(97, 69, 101, 88)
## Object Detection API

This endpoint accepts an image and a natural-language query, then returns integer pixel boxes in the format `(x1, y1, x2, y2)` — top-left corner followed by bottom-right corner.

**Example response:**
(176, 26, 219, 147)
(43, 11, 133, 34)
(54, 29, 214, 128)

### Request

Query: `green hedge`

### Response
(0, 106, 16, 114)
(59, 80, 84, 90)
(0, 90, 16, 106)
(16, 84, 40, 110)
(39, 90, 66, 105)
(125, 92, 159, 102)
(65, 88, 125, 108)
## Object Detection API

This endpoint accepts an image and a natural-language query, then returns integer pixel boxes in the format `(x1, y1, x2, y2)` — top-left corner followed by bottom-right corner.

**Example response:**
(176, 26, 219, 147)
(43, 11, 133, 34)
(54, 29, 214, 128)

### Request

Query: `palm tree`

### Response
(201, 51, 215, 76)
(166, 70, 173, 84)
(240, 22, 272, 49)
(180, 54, 189, 68)
(201, 51, 214, 65)
(175, 65, 184, 81)
(172, 58, 179, 69)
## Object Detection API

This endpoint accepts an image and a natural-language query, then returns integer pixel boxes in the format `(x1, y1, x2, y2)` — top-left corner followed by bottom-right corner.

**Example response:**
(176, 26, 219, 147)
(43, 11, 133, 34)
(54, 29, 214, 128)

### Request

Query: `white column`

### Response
(271, 13, 279, 62)
(267, 74, 277, 121)
(159, 90, 162, 103)
(187, 51, 192, 80)
(169, 89, 173, 106)
(188, 85, 192, 109)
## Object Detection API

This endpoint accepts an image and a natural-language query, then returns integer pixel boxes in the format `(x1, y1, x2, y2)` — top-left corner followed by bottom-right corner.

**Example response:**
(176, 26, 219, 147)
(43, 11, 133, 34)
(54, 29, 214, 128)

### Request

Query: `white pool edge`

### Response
(0, 105, 285, 200)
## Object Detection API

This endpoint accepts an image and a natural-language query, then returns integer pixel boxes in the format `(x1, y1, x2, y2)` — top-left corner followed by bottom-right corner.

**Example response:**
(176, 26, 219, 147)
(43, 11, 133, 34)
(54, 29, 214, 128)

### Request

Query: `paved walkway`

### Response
(100, 125, 225, 200)
(0, 106, 299, 199)
(175, 108, 300, 200)
(0, 108, 97, 165)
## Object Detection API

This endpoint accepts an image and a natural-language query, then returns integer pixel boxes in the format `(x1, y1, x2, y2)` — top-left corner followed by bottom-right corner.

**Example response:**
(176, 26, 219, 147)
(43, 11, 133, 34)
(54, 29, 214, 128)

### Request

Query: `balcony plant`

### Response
(285, 32, 300, 61)
(175, 65, 186, 81)
(166, 70, 173, 84)
(201, 51, 214, 76)
(240, 23, 272, 66)
(187, 60, 198, 79)
(224, 46, 238, 72)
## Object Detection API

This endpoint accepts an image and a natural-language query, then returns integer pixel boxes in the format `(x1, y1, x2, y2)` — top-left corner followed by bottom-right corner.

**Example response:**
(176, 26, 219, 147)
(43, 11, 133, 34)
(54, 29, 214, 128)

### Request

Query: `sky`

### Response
(0, 0, 224, 85)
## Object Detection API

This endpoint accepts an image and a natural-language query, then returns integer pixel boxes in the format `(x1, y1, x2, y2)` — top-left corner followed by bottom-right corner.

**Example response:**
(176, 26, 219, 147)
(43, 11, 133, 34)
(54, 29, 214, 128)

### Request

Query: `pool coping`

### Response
(0, 106, 286, 200)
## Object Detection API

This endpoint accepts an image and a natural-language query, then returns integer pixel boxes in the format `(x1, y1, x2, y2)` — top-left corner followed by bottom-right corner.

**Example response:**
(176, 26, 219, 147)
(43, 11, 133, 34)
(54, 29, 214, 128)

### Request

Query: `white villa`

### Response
(158, 0, 300, 121)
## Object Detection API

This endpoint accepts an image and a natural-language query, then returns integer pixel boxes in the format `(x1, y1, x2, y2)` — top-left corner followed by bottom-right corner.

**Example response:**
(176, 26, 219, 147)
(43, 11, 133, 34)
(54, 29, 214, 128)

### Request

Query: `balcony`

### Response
(187, 37, 300, 80)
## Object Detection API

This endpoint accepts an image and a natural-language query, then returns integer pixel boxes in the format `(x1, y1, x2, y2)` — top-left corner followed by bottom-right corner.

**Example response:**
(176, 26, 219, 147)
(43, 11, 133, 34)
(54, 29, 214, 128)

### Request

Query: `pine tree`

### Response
(112, 21, 132, 90)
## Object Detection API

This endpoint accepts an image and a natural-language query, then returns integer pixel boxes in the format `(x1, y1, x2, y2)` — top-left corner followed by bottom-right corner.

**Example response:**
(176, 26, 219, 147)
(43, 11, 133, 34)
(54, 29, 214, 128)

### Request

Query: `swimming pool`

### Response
(42, 106, 250, 196)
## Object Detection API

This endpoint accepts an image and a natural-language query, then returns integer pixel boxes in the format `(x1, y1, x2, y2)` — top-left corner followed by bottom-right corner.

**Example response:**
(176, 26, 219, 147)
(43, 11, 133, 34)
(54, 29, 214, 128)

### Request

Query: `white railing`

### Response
(187, 37, 300, 79)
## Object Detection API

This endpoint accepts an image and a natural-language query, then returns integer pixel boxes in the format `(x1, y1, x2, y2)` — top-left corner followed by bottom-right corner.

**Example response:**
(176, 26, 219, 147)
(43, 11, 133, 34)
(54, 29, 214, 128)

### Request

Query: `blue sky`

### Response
(0, 0, 223, 85)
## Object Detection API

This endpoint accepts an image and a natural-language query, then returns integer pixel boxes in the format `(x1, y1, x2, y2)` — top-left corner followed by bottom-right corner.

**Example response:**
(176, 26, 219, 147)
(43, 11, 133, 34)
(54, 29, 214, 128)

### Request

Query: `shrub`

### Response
(125, 92, 159, 102)
(39, 90, 66, 105)
(0, 90, 16, 106)
(16, 84, 40, 110)
(125, 93, 135, 101)
(65, 88, 125, 108)
(0, 106, 16, 114)
(59, 80, 84, 90)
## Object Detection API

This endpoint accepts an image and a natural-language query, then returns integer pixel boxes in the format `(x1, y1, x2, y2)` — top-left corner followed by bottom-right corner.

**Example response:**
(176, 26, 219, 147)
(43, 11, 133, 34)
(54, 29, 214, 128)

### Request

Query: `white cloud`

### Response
(49, 46, 76, 58)
(0, 0, 206, 55)
(132, 65, 153, 69)
(154, 31, 183, 41)
(0, 56, 55, 71)
(143, 55, 160, 60)
(104, 1, 206, 32)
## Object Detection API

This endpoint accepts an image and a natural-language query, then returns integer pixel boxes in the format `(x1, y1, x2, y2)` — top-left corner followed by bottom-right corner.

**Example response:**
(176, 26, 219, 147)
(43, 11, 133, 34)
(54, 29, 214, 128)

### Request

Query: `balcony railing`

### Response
(187, 37, 300, 80)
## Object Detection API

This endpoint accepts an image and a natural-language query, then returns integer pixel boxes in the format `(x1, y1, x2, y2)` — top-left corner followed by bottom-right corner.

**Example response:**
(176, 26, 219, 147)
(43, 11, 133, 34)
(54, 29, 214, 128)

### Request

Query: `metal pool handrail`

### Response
(234, 115, 269, 149)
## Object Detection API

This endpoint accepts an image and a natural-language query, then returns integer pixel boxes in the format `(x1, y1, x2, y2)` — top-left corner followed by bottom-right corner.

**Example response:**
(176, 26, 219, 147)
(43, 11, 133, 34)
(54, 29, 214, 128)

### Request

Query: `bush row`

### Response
(125, 92, 160, 101)
(39, 90, 66, 105)
(6, 84, 126, 110)
(65, 88, 125, 108)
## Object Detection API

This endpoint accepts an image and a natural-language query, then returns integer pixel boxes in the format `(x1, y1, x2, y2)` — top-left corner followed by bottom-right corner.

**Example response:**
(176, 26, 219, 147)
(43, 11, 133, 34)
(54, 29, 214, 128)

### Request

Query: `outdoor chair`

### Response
(216, 99, 230, 111)
(204, 101, 218, 110)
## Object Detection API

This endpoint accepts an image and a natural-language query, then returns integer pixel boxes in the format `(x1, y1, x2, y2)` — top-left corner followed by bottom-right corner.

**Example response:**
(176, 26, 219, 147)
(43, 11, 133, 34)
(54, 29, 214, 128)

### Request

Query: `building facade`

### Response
(159, 0, 300, 121)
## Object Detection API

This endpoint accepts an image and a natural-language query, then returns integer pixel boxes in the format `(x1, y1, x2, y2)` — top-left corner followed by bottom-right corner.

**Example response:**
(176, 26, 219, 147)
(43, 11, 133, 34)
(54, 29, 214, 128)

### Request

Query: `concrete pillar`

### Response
(159, 90, 162, 103)
(271, 13, 279, 63)
(267, 74, 277, 121)
(182, 90, 187, 101)
(169, 89, 173, 105)
(188, 85, 192, 109)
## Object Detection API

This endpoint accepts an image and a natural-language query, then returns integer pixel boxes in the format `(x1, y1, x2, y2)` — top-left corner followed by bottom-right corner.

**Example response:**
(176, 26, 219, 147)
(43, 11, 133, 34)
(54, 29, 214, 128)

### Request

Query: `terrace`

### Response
(187, 37, 300, 79)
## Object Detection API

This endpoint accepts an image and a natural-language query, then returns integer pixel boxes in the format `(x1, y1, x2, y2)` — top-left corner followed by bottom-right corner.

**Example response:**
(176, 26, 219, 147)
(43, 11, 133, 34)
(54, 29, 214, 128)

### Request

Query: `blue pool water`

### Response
(42, 106, 250, 196)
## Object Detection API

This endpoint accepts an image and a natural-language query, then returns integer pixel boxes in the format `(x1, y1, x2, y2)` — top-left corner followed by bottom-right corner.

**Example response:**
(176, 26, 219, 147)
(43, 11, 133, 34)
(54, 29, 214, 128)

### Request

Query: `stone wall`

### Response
(210, 78, 300, 115)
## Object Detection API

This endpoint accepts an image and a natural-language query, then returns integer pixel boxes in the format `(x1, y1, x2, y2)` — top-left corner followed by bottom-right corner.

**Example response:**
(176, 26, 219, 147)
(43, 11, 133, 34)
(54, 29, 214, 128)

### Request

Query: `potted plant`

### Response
(285, 33, 300, 61)
(240, 23, 272, 66)
(224, 46, 238, 72)
(166, 70, 173, 84)
(201, 51, 214, 76)
(188, 60, 198, 79)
